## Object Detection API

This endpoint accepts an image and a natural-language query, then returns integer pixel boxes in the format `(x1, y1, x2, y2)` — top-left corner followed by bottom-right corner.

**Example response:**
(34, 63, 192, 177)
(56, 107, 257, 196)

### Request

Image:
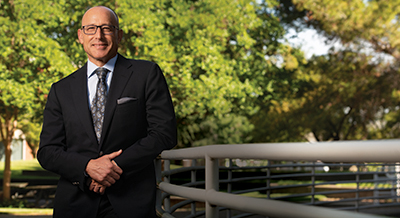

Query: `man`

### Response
(37, 6, 177, 218)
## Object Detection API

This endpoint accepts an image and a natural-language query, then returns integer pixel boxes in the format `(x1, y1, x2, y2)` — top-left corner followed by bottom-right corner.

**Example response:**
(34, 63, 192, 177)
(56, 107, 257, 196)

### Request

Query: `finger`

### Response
(89, 182, 96, 191)
(105, 176, 116, 185)
(99, 179, 112, 187)
(106, 149, 122, 160)
(106, 170, 122, 183)
(111, 162, 123, 175)
(112, 160, 119, 167)
(99, 186, 106, 195)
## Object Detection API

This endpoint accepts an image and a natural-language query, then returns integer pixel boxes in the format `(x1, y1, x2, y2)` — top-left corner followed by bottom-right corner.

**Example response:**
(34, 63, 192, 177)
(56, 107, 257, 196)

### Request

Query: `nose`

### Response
(94, 26, 105, 38)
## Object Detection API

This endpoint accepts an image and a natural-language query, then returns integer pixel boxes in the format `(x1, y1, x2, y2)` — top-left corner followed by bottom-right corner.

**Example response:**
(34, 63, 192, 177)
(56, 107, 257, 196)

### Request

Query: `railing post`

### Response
(356, 163, 360, 212)
(267, 160, 271, 199)
(191, 159, 197, 216)
(227, 159, 233, 218)
(206, 154, 219, 218)
(373, 171, 379, 205)
(155, 159, 162, 216)
(396, 162, 400, 202)
(164, 159, 171, 213)
(311, 162, 315, 205)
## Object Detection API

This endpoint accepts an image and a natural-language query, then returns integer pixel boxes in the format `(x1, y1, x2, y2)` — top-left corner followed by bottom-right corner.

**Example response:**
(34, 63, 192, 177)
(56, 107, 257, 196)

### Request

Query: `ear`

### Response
(77, 29, 84, 44)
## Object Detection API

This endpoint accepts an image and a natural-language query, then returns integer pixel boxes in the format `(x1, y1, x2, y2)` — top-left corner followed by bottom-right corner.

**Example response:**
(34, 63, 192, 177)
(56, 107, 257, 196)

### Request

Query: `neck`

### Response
(88, 54, 117, 67)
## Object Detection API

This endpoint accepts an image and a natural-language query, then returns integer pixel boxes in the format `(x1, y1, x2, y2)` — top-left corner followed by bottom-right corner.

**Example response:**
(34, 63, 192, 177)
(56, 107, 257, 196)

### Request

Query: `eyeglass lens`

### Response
(83, 25, 115, 35)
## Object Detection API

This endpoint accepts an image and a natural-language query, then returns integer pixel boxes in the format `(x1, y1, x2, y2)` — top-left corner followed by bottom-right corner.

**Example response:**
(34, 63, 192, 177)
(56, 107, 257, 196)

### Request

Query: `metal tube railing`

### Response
(312, 162, 316, 204)
(160, 140, 400, 162)
(226, 159, 233, 218)
(159, 182, 384, 218)
(159, 162, 400, 215)
(356, 164, 360, 211)
(191, 159, 197, 216)
(205, 154, 219, 217)
(157, 140, 400, 217)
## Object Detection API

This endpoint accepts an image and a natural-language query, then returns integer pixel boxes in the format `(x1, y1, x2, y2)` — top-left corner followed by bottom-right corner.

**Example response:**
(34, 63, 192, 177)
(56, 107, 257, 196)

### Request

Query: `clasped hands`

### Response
(85, 149, 123, 195)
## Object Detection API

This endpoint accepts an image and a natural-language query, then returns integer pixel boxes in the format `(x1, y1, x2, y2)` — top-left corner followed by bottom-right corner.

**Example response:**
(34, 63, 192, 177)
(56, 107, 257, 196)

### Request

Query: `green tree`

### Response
(44, 0, 302, 148)
(252, 0, 400, 142)
(256, 50, 398, 142)
(0, 0, 73, 200)
(250, 46, 309, 142)
(291, 0, 400, 59)
(116, 0, 299, 147)
(0, 0, 313, 162)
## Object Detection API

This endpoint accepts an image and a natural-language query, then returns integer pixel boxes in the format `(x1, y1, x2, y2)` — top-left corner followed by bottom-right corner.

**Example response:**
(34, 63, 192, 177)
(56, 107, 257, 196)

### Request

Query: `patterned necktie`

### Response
(91, 67, 108, 143)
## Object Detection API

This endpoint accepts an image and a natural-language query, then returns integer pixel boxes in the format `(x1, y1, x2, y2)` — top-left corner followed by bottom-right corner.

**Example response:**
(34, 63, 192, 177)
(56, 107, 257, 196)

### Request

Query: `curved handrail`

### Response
(159, 182, 383, 218)
(161, 139, 400, 162)
(157, 140, 400, 217)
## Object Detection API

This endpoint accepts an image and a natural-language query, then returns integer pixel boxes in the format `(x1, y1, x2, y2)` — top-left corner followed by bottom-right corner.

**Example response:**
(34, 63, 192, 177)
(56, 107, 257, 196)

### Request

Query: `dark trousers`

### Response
(97, 195, 117, 218)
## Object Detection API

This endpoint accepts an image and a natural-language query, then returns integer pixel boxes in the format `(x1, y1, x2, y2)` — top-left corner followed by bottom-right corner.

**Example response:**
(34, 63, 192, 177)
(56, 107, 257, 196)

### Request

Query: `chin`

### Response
(91, 53, 110, 60)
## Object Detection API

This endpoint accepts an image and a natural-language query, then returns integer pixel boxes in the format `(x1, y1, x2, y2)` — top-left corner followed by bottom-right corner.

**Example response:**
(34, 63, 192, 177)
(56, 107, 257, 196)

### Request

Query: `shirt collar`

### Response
(87, 54, 118, 78)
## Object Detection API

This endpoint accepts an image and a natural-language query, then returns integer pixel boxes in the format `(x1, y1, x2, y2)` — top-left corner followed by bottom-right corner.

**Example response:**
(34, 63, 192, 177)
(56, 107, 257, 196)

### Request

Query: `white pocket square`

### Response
(117, 97, 137, 104)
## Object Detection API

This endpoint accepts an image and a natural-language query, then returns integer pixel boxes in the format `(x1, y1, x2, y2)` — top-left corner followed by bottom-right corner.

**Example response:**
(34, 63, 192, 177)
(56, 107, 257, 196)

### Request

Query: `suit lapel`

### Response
(71, 64, 98, 144)
(100, 55, 133, 146)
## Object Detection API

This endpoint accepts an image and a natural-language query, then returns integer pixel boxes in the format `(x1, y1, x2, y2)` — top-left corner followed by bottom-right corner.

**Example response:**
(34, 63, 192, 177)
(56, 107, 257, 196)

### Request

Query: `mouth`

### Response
(92, 43, 108, 49)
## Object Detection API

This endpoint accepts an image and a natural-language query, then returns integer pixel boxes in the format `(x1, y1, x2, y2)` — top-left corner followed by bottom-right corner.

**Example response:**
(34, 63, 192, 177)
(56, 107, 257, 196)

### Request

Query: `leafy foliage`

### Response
(252, 0, 400, 142)
(116, 0, 294, 147)
(1, 0, 399, 156)
(0, 0, 74, 199)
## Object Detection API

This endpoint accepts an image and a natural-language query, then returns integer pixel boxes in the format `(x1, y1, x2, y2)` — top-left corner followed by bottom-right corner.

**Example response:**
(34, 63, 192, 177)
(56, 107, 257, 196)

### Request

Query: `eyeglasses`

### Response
(81, 25, 119, 35)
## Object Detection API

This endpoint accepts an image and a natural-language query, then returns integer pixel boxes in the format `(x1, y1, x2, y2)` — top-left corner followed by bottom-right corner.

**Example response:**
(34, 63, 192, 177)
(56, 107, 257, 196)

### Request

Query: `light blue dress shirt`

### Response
(87, 54, 118, 108)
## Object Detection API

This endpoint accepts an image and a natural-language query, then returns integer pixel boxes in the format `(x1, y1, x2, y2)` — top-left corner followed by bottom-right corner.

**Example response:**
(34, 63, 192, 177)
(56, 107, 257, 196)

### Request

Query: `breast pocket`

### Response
(113, 97, 142, 136)
(115, 97, 138, 114)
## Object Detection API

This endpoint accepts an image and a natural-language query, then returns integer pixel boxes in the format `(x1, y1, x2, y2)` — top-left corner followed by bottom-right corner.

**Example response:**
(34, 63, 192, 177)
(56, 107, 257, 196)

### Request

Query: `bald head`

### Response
(82, 6, 119, 28)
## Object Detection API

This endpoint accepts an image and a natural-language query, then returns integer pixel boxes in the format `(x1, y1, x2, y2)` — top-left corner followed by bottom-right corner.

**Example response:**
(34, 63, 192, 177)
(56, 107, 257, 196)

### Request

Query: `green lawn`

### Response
(0, 159, 57, 180)
(0, 160, 55, 215)
(0, 159, 43, 171)
(0, 208, 53, 215)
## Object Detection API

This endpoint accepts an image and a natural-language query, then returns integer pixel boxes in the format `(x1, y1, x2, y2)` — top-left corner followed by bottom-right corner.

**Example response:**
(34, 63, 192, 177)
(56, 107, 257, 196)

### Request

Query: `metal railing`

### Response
(155, 139, 400, 218)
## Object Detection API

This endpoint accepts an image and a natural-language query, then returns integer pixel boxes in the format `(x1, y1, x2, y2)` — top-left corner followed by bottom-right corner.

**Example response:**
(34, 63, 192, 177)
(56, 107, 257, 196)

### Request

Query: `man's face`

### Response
(78, 7, 123, 66)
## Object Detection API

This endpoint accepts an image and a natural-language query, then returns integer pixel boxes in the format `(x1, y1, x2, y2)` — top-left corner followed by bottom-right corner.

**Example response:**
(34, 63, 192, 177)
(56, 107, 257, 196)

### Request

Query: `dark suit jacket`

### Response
(37, 54, 177, 218)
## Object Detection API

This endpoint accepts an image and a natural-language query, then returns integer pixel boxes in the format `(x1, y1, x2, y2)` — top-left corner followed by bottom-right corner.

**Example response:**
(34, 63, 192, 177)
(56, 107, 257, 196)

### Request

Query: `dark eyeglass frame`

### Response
(81, 25, 119, 35)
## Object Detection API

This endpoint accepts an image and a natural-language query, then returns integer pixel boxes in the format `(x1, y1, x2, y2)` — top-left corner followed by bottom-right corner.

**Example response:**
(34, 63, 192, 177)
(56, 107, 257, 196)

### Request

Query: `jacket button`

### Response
(72, 182, 79, 185)
(99, 151, 104, 156)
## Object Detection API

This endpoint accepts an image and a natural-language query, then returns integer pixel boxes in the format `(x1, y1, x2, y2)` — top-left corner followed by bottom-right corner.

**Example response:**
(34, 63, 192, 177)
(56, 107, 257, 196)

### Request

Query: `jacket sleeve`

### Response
(37, 84, 91, 191)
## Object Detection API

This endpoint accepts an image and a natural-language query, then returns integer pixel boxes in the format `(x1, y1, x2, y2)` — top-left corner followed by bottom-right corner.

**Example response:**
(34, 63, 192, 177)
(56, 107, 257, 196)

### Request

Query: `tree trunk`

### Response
(0, 107, 18, 201)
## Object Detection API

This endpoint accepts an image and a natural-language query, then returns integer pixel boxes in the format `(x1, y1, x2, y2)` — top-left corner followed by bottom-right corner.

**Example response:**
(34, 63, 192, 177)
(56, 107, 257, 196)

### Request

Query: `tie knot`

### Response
(95, 67, 108, 81)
